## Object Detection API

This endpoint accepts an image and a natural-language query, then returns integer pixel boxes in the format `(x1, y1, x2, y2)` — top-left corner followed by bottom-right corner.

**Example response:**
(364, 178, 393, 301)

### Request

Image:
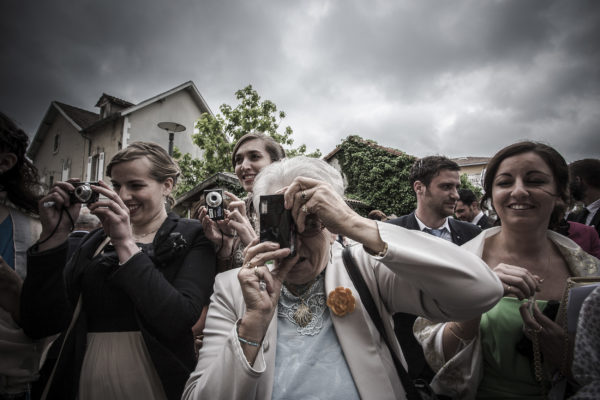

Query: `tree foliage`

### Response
(174, 85, 320, 198)
(459, 173, 483, 198)
(335, 136, 417, 217)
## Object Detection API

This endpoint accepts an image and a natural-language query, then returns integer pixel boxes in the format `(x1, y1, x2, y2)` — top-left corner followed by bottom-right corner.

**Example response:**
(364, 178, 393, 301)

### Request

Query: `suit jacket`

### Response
(568, 208, 600, 237)
(386, 211, 482, 381)
(183, 222, 503, 400)
(387, 211, 482, 246)
(475, 214, 494, 230)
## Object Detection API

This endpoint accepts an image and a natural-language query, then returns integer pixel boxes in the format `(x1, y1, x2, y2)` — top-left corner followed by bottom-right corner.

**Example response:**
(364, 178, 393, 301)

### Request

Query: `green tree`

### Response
(174, 85, 320, 198)
(335, 136, 417, 217)
(459, 173, 483, 198)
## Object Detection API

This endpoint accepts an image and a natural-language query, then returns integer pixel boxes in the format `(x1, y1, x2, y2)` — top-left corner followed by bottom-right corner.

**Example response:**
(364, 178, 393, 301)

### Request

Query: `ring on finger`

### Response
(301, 204, 308, 213)
(533, 325, 543, 333)
(506, 285, 512, 292)
(259, 280, 267, 291)
(254, 266, 259, 277)
(301, 190, 307, 201)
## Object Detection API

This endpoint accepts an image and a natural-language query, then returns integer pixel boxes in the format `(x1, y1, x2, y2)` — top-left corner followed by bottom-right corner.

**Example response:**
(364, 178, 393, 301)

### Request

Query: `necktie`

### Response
(580, 208, 590, 224)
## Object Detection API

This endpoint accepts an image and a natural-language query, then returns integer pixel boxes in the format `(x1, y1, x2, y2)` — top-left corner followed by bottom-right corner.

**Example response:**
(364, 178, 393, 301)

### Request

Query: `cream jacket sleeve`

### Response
(369, 222, 502, 320)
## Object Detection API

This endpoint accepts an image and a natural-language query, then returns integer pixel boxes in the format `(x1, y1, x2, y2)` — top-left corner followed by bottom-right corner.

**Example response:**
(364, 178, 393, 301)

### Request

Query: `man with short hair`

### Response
(568, 159, 600, 236)
(388, 156, 481, 244)
(455, 188, 493, 229)
(387, 156, 482, 382)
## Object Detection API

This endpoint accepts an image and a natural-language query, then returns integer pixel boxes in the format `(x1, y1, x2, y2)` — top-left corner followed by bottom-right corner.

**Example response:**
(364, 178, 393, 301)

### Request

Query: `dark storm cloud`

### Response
(1, 0, 598, 161)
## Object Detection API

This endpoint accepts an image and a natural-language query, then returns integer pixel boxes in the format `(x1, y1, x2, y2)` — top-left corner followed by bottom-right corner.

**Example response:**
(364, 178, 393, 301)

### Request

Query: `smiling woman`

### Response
(20, 142, 217, 400)
(196, 132, 286, 272)
(414, 142, 600, 399)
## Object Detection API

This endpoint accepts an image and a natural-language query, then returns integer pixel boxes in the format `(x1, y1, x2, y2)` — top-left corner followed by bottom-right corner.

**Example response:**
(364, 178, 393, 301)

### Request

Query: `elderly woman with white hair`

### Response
(183, 156, 504, 400)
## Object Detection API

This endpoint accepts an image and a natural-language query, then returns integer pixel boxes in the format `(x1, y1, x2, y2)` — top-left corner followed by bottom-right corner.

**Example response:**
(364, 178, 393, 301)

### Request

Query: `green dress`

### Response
(478, 297, 547, 399)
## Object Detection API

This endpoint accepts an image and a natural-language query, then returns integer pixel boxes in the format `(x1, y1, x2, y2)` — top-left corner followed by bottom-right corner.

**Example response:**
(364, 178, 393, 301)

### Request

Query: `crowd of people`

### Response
(1, 109, 599, 400)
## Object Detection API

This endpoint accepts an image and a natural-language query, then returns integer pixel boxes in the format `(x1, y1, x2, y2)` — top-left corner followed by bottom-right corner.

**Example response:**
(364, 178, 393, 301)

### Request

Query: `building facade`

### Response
(27, 81, 212, 187)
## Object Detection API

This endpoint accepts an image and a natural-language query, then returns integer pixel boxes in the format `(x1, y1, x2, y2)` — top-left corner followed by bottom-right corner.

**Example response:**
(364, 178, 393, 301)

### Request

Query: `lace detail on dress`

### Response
(278, 274, 328, 336)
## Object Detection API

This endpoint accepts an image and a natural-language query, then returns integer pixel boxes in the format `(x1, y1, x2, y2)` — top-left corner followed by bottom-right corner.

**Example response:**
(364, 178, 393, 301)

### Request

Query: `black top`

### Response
(21, 213, 216, 400)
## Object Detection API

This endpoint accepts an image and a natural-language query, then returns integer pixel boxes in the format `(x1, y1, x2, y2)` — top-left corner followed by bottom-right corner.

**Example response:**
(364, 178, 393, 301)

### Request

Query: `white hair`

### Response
(253, 156, 345, 210)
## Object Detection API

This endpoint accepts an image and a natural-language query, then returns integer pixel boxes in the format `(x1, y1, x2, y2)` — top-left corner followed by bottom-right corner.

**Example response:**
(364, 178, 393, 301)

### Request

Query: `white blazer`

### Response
(183, 222, 503, 400)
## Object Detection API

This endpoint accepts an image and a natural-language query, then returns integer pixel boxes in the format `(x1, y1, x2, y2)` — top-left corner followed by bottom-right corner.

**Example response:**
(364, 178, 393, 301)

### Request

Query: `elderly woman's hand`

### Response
(283, 176, 356, 236)
(283, 176, 386, 254)
(492, 263, 541, 300)
(236, 238, 298, 360)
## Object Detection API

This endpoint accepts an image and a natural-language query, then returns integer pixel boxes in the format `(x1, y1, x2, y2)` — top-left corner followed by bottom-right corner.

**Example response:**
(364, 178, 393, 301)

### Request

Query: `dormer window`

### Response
(100, 102, 110, 119)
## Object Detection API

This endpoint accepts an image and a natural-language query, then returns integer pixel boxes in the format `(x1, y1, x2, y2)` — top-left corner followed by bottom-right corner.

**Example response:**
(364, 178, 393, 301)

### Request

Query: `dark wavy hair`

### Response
(0, 112, 42, 214)
(482, 141, 569, 229)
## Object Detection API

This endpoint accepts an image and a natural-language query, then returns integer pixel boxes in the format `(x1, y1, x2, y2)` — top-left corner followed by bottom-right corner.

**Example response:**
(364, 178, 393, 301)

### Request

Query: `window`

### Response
(53, 134, 60, 153)
(61, 159, 70, 181)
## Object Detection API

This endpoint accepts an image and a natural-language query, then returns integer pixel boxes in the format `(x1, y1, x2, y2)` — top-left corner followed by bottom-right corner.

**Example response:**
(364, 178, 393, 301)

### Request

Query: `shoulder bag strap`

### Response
(342, 246, 422, 400)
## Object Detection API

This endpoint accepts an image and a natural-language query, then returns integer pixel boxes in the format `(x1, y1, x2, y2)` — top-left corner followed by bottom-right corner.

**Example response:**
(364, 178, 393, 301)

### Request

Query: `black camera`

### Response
(204, 189, 224, 220)
(69, 182, 99, 204)
(259, 194, 296, 257)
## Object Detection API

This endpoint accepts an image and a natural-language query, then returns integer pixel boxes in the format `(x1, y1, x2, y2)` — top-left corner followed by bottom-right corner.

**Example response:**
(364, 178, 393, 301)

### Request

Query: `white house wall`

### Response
(127, 90, 205, 158)
(34, 114, 87, 186)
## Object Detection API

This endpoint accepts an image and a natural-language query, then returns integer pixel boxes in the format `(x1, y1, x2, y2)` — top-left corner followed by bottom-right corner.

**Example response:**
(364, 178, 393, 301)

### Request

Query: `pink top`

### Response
(568, 221, 600, 259)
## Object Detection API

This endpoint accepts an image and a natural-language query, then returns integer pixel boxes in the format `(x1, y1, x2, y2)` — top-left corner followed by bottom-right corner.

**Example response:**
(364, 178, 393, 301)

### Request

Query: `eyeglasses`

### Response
(298, 214, 325, 238)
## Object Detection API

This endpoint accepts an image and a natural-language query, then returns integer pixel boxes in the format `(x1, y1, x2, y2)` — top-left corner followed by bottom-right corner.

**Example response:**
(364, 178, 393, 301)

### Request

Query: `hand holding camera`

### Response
(37, 180, 84, 250)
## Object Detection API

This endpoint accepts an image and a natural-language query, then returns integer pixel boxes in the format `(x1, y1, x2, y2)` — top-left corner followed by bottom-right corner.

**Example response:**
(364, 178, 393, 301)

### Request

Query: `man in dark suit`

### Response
(568, 158, 600, 236)
(455, 188, 494, 229)
(387, 156, 482, 382)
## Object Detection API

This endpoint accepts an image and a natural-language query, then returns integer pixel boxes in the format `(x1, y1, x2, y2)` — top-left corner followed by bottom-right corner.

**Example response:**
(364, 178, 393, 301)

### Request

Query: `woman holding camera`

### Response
(196, 132, 286, 272)
(183, 156, 503, 400)
(20, 142, 216, 400)
(414, 142, 600, 399)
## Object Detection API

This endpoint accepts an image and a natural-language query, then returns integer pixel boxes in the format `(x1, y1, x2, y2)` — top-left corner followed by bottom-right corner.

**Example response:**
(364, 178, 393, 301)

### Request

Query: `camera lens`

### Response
(206, 191, 223, 207)
(75, 184, 93, 202)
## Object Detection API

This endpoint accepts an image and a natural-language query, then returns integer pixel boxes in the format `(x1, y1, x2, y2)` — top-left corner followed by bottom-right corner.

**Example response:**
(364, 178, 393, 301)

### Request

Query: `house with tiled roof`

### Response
(27, 81, 212, 187)
(451, 156, 490, 188)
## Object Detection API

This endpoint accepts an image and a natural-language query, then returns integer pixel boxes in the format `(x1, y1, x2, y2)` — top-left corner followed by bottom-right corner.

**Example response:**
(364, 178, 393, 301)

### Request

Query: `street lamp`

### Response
(157, 122, 186, 156)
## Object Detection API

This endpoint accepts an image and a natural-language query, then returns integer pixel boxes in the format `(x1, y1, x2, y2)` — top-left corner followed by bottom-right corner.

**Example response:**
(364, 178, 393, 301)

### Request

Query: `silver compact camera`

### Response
(69, 182, 99, 204)
(204, 189, 224, 220)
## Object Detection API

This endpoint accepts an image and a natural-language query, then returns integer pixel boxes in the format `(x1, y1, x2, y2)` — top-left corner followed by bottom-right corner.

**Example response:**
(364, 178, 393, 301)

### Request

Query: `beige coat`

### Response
(183, 222, 504, 400)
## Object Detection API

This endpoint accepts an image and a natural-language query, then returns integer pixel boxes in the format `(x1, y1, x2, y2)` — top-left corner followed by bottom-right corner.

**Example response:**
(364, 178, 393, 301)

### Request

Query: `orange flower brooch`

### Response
(326, 287, 356, 317)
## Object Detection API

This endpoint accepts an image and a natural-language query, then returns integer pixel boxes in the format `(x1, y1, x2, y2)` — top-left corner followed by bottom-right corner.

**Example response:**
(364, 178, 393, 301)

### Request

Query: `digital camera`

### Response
(70, 182, 99, 204)
(204, 189, 224, 220)
(259, 194, 296, 257)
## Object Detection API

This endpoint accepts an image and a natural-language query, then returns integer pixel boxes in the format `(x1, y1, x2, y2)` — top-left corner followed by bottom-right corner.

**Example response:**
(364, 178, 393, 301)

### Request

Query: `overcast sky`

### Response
(1, 0, 599, 162)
